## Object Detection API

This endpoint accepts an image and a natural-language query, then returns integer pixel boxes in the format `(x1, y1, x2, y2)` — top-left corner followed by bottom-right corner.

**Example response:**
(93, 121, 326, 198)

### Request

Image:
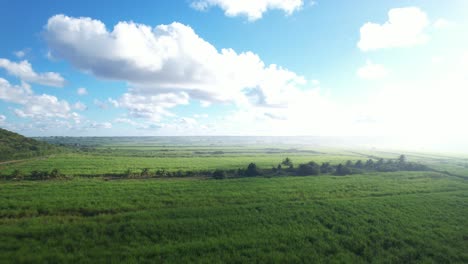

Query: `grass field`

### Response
(0, 152, 365, 176)
(1, 172, 467, 263)
(1, 137, 467, 262)
(2, 138, 467, 177)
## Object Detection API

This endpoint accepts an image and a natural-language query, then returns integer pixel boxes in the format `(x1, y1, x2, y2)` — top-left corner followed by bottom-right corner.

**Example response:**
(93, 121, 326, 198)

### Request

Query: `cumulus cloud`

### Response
(0, 78, 75, 119)
(0, 114, 6, 123)
(73, 101, 87, 111)
(0, 58, 66, 87)
(358, 7, 430, 51)
(117, 91, 190, 121)
(77, 87, 88, 95)
(14, 49, 29, 58)
(191, 0, 304, 21)
(94, 99, 109, 109)
(44, 14, 309, 120)
(357, 60, 389, 80)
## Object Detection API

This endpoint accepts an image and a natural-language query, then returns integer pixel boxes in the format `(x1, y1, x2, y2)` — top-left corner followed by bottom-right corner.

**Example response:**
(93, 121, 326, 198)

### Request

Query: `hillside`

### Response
(0, 128, 64, 161)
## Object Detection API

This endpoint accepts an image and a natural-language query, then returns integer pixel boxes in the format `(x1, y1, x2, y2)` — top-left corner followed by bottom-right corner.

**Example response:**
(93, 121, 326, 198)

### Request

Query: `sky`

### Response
(0, 0, 467, 150)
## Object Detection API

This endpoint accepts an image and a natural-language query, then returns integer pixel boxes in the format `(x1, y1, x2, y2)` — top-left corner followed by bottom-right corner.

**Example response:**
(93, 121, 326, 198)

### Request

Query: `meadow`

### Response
(1, 172, 467, 263)
(1, 137, 468, 263)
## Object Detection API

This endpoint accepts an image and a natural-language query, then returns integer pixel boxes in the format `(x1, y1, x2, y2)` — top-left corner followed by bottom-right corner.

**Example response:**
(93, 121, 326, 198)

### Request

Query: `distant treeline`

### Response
(2, 155, 431, 181)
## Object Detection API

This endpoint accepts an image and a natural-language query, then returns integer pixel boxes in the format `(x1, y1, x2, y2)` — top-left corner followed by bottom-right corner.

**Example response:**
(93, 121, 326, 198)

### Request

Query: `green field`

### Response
(1, 172, 467, 263)
(1, 137, 468, 262)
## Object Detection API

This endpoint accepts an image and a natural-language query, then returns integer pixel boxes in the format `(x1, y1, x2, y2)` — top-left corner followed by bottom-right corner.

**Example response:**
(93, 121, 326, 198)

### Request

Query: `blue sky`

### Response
(0, 0, 467, 149)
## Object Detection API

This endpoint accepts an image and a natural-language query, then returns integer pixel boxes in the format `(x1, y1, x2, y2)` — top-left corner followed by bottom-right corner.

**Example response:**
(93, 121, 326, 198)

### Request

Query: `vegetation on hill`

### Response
(0, 128, 64, 161)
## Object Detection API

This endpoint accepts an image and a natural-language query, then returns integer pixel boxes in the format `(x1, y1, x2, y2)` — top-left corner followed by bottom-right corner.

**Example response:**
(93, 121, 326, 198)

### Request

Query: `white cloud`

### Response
(0, 78, 33, 104)
(93, 99, 109, 109)
(0, 114, 6, 123)
(108, 98, 119, 107)
(13, 94, 71, 119)
(73, 101, 87, 111)
(358, 7, 430, 51)
(0, 58, 66, 87)
(14, 48, 31, 59)
(88, 121, 112, 129)
(357, 60, 389, 80)
(0, 78, 75, 119)
(45, 15, 309, 121)
(191, 0, 304, 21)
(117, 91, 190, 121)
(77, 87, 88, 95)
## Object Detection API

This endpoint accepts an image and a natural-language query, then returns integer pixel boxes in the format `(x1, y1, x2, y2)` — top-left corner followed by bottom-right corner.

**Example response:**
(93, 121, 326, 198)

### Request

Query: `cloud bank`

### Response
(358, 7, 429, 51)
(45, 14, 311, 121)
(0, 58, 65, 87)
(191, 0, 304, 21)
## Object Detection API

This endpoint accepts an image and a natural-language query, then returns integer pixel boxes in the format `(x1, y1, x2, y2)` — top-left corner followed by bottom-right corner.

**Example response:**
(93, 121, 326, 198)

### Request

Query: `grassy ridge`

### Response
(0, 128, 64, 162)
(1, 172, 467, 262)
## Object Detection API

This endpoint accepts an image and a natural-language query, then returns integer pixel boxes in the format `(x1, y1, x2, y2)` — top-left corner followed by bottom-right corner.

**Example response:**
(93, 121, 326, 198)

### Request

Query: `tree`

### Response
(376, 158, 384, 166)
(335, 164, 352, 176)
(245, 163, 260, 177)
(354, 160, 363, 168)
(365, 159, 374, 169)
(345, 160, 353, 167)
(141, 168, 150, 178)
(320, 162, 332, 173)
(398, 155, 406, 163)
(281, 157, 293, 168)
(212, 169, 226, 179)
(297, 163, 320, 176)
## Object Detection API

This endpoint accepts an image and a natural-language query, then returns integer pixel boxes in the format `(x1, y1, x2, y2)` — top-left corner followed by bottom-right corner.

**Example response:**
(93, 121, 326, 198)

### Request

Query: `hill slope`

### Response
(0, 128, 63, 161)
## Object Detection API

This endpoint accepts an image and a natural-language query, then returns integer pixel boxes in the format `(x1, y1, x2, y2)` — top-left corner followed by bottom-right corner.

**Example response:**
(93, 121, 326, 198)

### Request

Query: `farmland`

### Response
(1, 137, 468, 263)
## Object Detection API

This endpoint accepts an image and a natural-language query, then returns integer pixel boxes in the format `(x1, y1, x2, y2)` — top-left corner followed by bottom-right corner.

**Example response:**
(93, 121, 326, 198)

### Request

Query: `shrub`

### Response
(11, 169, 23, 180)
(297, 162, 320, 176)
(212, 169, 226, 179)
(245, 163, 260, 177)
(49, 169, 62, 179)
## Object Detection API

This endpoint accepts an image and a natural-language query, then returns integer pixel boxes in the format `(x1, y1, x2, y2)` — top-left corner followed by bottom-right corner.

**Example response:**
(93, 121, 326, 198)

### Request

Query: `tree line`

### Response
(1, 155, 429, 181)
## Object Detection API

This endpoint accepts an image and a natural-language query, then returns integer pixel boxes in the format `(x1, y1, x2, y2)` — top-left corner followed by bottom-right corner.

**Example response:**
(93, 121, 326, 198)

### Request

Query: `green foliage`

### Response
(297, 162, 320, 176)
(0, 128, 65, 161)
(212, 169, 226, 179)
(281, 157, 293, 167)
(245, 163, 260, 177)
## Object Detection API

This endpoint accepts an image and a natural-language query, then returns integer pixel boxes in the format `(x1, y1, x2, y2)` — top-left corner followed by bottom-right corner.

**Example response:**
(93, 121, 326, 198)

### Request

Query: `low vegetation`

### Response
(1, 155, 430, 181)
(0, 128, 65, 161)
(1, 172, 467, 263)
(0, 132, 467, 262)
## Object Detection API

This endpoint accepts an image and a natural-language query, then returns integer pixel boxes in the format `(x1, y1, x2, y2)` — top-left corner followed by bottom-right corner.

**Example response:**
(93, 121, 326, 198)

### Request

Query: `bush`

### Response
(11, 169, 23, 180)
(49, 169, 62, 179)
(212, 169, 226, 179)
(335, 164, 352, 176)
(297, 163, 320, 176)
(245, 163, 260, 177)
(141, 168, 150, 178)
(30, 170, 49, 180)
